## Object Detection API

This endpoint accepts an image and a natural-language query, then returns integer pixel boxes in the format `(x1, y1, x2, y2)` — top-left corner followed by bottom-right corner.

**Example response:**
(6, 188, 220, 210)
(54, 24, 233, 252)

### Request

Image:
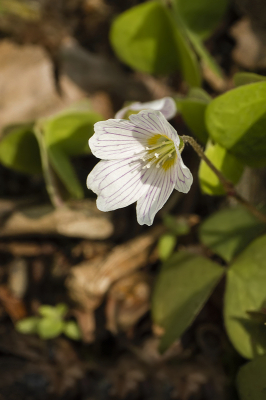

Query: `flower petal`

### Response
(87, 157, 155, 212)
(129, 110, 179, 144)
(89, 119, 154, 160)
(115, 97, 177, 120)
(174, 151, 193, 193)
(136, 164, 176, 226)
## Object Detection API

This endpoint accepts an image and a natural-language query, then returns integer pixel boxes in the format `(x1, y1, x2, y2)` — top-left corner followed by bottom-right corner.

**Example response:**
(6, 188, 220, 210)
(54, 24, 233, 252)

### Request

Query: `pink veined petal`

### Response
(114, 97, 177, 120)
(174, 150, 193, 193)
(87, 157, 156, 212)
(89, 119, 155, 160)
(129, 109, 180, 145)
(136, 164, 176, 226)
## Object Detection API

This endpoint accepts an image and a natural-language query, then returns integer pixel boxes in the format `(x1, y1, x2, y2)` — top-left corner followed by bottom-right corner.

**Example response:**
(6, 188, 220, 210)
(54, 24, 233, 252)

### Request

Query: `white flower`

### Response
(87, 109, 193, 226)
(115, 97, 177, 120)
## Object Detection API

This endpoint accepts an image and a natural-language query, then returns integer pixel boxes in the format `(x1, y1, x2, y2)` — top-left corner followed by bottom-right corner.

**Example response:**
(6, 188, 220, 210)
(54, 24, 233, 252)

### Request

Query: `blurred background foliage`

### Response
(0, 0, 266, 399)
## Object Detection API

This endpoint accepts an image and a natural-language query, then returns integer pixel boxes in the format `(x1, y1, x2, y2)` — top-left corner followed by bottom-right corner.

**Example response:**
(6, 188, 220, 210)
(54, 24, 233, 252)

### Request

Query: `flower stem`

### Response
(182, 135, 266, 224)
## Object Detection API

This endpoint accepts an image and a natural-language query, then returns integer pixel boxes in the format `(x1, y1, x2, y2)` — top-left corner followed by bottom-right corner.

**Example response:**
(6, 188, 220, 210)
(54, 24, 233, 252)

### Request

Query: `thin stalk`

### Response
(182, 135, 266, 224)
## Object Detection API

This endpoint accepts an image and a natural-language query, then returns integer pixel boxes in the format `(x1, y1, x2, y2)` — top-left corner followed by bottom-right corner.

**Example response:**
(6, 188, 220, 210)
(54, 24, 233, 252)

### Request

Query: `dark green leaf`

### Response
(163, 215, 190, 236)
(176, 88, 210, 143)
(110, 1, 201, 86)
(224, 234, 266, 358)
(199, 205, 266, 263)
(237, 355, 266, 400)
(187, 30, 224, 79)
(48, 146, 83, 199)
(0, 124, 42, 174)
(173, 0, 228, 39)
(152, 251, 224, 352)
(234, 72, 266, 87)
(206, 82, 266, 167)
(198, 141, 244, 195)
(34, 126, 68, 206)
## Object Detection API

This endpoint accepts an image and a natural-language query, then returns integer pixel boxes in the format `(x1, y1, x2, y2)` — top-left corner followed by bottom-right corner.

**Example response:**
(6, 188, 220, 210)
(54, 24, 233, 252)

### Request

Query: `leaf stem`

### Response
(182, 135, 266, 224)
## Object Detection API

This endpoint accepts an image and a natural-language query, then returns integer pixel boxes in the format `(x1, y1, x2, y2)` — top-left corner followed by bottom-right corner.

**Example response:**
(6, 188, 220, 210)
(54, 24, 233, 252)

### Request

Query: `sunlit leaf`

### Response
(152, 251, 224, 352)
(16, 317, 39, 335)
(158, 234, 177, 261)
(198, 141, 244, 195)
(206, 82, 266, 167)
(43, 110, 102, 156)
(64, 321, 81, 341)
(199, 206, 266, 263)
(55, 303, 68, 317)
(39, 303, 68, 319)
(224, 235, 266, 359)
(37, 317, 64, 340)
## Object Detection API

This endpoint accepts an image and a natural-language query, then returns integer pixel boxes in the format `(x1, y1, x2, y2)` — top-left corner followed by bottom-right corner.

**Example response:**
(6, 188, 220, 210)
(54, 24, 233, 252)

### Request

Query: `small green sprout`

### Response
(16, 303, 81, 340)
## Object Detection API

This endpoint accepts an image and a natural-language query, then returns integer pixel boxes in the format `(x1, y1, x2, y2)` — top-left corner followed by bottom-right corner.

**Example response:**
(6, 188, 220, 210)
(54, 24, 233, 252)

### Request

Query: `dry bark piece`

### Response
(0, 285, 27, 321)
(0, 201, 114, 239)
(73, 309, 96, 343)
(106, 271, 151, 334)
(8, 258, 28, 299)
(67, 226, 163, 306)
(67, 226, 163, 340)
(0, 241, 55, 257)
(0, 40, 86, 132)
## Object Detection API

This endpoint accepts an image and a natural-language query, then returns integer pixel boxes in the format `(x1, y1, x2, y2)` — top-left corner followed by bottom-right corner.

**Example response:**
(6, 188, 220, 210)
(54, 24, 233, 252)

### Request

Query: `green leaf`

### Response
(38, 305, 59, 318)
(37, 317, 64, 340)
(234, 72, 266, 87)
(158, 234, 177, 261)
(173, 17, 201, 87)
(176, 88, 211, 143)
(237, 355, 266, 400)
(163, 214, 190, 236)
(224, 234, 266, 359)
(173, 0, 228, 39)
(198, 141, 244, 195)
(43, 110, 102, 156)
(187, 31, 224, 80)
(34, 125, 68, 206)
(152, 251, 224, 352)
(0, 124, 42, 174)
(206, 82, 266, 167)
(55, 303, 68, 317)
(15, 317, 39, 335)
(110, 1, 201, 86)
(0, 0, 40, 20)
(39, 303, 68, 319)
(199, 206, 266, 263)
(48, 146, 83, 199)
(63, 321, 81, 341)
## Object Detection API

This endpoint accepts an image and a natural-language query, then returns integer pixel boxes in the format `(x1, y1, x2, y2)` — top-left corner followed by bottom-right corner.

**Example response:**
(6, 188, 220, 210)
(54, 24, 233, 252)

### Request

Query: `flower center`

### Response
(141, 134, 177, 171)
